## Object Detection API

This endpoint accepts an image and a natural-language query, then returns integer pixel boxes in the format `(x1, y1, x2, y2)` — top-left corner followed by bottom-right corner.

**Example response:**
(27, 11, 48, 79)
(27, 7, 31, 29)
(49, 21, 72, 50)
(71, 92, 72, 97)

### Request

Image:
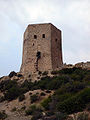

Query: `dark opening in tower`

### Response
(34, 51, 41, 71)
(36, 51, 41, 59)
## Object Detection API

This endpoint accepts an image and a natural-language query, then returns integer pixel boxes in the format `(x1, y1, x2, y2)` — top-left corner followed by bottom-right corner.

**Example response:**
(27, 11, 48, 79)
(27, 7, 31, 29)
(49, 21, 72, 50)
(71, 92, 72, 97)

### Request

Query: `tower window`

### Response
(55, 39, 57, 42)
(34, 35, 37, 39)
(36, 51, 41, 59)
(42, 34, 45, 38)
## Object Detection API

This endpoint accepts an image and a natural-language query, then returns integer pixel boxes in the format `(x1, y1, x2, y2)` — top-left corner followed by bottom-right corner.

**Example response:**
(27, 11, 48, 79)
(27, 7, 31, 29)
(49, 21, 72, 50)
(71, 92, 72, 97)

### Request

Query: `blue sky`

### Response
(0, 0, 90, 77)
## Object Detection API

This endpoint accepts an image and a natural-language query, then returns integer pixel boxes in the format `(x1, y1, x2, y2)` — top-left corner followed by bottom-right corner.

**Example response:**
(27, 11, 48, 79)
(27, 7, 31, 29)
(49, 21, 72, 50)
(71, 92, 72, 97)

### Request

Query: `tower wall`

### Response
(20, 23, 52, 74)
(20, 23, 63, 75)
(51, 24, 63, 70)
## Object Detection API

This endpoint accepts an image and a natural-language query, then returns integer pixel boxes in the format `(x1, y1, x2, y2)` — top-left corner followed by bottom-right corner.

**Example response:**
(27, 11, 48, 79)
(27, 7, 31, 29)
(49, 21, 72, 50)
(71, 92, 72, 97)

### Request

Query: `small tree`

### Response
(30, 94, 39, 103)
(0, 111, 7, 119)
(18, 94, 25, 102)
(41, 96, 51, 110)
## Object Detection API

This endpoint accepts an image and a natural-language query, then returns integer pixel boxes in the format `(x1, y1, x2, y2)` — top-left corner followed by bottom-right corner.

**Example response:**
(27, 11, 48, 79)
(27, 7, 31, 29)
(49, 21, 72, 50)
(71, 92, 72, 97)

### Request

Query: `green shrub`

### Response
(21, 106, 26, 110)
(47, 75, 71, 90)
(35, 76, 52, 90)
(55, 112, 67, 120)
(51, 70, 59, 75)
(21, 80, 34, 91)
(30, 94, 39, 103)
(56, 93, 72, 103)
(40, 92, 46, 96)
(86, 103, 90, 111)
(71, 74, 82, 81)
(11, 107, 17, 112)
(31, 111, 43, 120)
(55, 81, 85, 95)
(42, 71, 48, 76)
(83, 75, 90, 82)
(18, 94, 25, 102)
(25, 105, 36, 115)
(41, 96, 51, 110)
(3, 80, 17, 91)
(60, 67, 82, 75)
(0, 96, 5, 102)
(25, 104, 43, 116)
(45, 111, 54, 116)
(57, 88, 90, 114)
(0, 80, 9, 91)
(0, 80, 18, 92)
(4, 86, 22, 101)
(0, 111, 7, 119)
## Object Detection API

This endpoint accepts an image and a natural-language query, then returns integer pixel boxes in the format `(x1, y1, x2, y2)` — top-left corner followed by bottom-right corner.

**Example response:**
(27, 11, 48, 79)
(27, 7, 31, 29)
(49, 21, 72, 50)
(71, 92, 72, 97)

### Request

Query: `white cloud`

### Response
(0, 0, 90, 76)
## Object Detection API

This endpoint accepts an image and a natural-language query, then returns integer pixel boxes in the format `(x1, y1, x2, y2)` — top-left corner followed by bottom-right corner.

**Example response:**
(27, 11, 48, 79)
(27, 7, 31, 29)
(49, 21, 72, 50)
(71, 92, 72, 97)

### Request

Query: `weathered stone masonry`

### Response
(20, 23, 63, 74)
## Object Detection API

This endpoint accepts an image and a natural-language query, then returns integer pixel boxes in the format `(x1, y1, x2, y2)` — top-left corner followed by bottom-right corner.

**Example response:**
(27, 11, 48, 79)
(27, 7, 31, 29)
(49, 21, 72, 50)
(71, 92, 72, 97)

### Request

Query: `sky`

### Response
(0, 0, 90, 77)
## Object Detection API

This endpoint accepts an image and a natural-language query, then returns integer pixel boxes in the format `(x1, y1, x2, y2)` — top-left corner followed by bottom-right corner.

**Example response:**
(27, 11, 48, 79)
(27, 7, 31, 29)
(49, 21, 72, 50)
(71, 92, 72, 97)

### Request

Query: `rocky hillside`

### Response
(0, 67, 90, 120)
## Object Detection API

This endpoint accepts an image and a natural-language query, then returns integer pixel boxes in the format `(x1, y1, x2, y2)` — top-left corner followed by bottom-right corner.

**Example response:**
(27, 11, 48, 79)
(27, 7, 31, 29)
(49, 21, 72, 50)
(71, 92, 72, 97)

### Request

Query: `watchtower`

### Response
(20, 23, 63, 74)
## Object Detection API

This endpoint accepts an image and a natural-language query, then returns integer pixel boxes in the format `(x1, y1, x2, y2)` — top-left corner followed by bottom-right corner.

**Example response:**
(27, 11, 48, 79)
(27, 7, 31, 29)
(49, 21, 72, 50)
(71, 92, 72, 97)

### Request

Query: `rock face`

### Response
(75, 61, 90, 70)
(20, 23, 63, 75)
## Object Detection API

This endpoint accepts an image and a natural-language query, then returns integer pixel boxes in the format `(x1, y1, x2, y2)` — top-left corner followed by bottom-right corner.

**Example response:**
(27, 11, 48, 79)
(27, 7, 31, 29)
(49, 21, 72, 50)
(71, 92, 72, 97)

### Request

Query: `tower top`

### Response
(26, 23, 61, 31)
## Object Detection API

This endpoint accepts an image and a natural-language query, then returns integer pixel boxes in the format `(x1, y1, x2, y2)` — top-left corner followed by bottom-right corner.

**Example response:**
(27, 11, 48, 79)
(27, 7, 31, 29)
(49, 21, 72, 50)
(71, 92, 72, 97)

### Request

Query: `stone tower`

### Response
(20, 23, 63, 74)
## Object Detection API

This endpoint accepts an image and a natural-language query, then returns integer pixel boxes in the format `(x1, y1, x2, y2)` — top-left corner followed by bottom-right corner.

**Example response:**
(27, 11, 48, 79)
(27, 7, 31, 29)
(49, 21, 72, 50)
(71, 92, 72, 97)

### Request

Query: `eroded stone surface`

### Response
(20, 23, 63, 77)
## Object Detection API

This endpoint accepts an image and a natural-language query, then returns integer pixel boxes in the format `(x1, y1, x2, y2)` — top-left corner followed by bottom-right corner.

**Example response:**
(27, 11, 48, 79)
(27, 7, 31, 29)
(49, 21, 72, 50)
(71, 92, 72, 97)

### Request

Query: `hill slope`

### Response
(0, 67, 90, 120)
